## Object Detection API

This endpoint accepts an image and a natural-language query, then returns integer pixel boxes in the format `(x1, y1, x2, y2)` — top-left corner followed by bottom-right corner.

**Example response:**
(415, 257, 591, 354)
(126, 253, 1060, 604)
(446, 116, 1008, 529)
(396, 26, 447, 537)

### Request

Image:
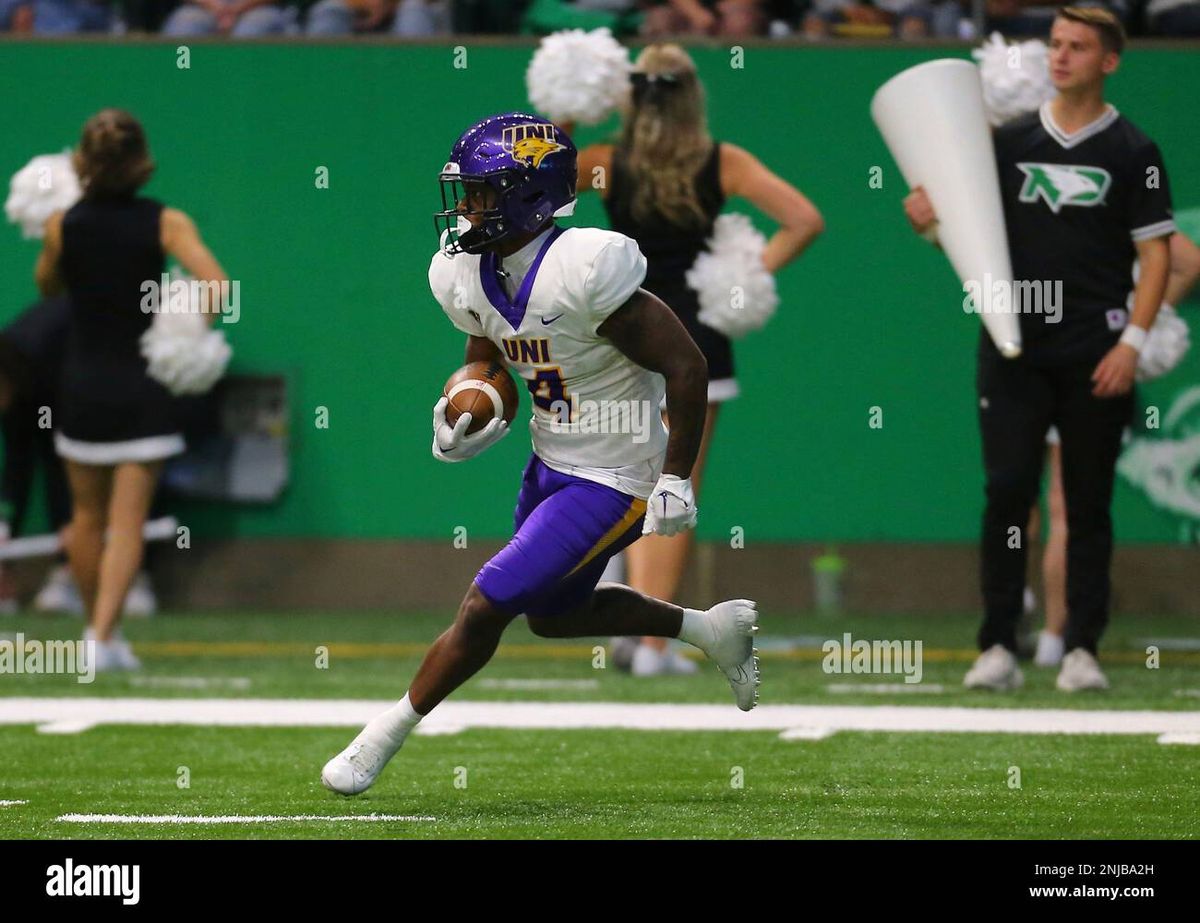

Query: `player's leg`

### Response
(323, 455, 571, 795)
(321, 582, 517, 796)
(525, 511, 759, 710)
(624, 402, 720, 672)
(63, 459, 112, 622)
(91, 462, 161, 643)
(968, 343, 1054, 689)
(1036, 441, 1068, 666)
(1053, 365, 1134, 691)
(407, 584, 518, 713)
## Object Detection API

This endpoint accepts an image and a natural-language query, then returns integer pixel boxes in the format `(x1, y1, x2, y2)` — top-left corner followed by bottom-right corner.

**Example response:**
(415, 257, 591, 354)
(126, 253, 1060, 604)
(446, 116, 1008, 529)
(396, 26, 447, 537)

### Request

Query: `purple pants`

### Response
(475, 454, 647, 617)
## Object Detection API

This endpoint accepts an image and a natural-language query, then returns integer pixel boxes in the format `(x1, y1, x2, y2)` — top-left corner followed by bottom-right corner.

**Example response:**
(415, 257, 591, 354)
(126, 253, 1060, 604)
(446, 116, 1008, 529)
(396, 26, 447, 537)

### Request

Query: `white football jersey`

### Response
(429, 225, 668, 498)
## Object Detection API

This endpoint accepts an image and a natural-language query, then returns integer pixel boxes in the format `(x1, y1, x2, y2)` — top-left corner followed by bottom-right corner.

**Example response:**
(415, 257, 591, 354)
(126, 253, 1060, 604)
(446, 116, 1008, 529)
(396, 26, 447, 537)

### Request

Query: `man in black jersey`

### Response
(904, 7, 1174, 692)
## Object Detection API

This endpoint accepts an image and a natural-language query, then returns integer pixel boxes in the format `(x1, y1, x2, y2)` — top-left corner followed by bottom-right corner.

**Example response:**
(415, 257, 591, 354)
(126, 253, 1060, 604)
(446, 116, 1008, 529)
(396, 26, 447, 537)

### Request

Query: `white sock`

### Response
(677, 607, 713, 650)
(359, 692, 423, 755)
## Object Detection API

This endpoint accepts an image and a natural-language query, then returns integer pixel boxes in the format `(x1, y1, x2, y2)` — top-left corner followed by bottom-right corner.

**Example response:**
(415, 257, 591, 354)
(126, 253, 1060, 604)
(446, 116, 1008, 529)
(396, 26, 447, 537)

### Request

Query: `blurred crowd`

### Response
(1, 0, 1198, 39)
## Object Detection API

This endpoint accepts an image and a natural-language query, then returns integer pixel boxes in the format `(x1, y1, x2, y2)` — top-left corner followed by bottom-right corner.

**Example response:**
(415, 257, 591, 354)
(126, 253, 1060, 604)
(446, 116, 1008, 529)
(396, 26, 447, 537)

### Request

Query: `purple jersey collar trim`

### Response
(480, 225, 566, 330)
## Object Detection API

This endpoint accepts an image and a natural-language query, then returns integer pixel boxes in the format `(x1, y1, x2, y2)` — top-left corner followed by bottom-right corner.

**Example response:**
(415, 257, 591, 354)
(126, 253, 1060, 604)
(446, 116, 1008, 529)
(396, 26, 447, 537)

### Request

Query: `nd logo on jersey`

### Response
(1017, 163, 1112, 213)
(503, 123, 565, 169)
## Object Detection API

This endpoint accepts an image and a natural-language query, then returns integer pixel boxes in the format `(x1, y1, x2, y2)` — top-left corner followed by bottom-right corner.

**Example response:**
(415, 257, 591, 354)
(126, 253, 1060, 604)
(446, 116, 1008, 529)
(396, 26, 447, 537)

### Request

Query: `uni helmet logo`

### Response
(1016, 163, 1113, 213)
(502, 123, 565, 169)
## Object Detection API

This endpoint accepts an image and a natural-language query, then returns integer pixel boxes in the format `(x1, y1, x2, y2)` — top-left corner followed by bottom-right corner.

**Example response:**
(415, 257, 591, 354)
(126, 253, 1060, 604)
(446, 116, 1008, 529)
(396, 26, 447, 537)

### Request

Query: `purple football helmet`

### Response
(435, 112, 578, 255)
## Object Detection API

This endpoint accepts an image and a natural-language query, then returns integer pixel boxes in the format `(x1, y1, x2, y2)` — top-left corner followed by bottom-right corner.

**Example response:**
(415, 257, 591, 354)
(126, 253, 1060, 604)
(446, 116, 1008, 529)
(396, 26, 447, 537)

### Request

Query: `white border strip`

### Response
(56, 813, 436, 824)
(2, 697, 1198, 737)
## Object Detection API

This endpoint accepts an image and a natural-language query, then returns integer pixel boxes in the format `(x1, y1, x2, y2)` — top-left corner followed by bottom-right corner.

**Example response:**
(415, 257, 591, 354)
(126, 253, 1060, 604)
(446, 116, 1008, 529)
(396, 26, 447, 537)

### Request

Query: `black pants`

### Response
(1, 397, 72, 536)
(976, 340, 1133, 655)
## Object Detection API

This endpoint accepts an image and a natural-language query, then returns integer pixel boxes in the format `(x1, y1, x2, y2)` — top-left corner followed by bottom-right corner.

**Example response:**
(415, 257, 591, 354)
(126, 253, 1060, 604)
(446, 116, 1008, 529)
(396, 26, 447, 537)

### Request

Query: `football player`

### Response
(322, 113, 760, 795)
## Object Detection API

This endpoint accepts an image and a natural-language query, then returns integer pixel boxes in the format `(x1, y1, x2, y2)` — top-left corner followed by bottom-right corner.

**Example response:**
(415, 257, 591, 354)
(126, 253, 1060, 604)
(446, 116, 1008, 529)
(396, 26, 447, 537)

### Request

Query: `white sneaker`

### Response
(693, 599, 760, 711)
(34, 565, 84, 616)
(631, 643, 665, 676)
(1056, 648, 1109, 691)
(123, 572, 157, 618)
(610, 636, 637, 673)
(664, 649, 699, 675)
(84, 628, 141, 672)
(88, 639, 124, 673)
(321, 738, 391, 796)
(963, 644, 1024, 690)
(111, 638, 142, 671)
(1033, 631, 1065, 668)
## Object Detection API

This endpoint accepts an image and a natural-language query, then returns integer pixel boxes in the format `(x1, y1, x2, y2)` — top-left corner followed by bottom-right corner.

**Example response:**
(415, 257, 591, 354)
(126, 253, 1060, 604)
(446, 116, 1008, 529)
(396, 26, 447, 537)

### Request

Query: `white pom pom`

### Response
(526, 28, 631, 126)
(139, 271, 232, 396)
(1137, 304, 1191, 382)
(972, 33, 1056, 127)
(5, 151, 82, 239)
(686, 213, 779, 340)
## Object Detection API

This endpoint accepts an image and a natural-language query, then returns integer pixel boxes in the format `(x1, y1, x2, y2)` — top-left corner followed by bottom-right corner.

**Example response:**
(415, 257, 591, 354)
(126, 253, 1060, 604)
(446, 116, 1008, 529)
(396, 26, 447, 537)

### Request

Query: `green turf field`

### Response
(1, 609, 1198, 839)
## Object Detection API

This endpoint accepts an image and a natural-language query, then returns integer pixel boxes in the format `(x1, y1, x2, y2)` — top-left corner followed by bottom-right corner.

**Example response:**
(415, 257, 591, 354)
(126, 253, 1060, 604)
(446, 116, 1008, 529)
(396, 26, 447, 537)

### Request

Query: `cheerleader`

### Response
(572, 44, 824, 675)
(34, 109, 227, 670)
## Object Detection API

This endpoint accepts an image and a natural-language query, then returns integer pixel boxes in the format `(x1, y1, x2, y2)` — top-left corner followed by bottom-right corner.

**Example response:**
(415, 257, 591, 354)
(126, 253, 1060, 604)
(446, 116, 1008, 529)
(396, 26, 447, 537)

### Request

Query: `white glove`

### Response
(431, 396, 509, 463)
(642, 474, 697, 536)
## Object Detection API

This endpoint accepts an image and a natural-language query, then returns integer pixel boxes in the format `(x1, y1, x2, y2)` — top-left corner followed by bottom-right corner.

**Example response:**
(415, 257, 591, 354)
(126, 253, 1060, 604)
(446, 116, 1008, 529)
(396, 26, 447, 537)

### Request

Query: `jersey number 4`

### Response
(527, 367, 571, 421)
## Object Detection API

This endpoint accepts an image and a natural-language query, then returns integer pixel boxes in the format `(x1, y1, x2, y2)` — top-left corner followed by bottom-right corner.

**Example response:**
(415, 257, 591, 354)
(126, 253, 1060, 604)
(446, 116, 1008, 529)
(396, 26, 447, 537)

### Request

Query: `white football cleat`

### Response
(1056, 648, 1109, 692)
(963, 644, 1024, 691)
(322, 739, 391, 796)
(696, 599, 760, 711)
(1033, 631, 1065, 668)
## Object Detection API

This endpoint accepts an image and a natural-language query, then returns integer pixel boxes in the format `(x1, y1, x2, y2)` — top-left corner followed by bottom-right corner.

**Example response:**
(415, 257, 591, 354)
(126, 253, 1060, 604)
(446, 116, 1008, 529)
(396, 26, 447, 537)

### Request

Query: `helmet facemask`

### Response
(435, 169, 520, 256)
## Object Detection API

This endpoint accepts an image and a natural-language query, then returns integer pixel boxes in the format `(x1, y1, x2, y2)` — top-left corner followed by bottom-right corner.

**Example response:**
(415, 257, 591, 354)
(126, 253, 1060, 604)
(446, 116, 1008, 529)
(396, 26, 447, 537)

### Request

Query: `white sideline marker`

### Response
(3, 697, 1200, 739)
(0, 800, 29, 807)
(778, 728, 835, 741)
(56, 813, 436, 825)
(1156, 733, 1200, 745)
(37, 720, 95, 735)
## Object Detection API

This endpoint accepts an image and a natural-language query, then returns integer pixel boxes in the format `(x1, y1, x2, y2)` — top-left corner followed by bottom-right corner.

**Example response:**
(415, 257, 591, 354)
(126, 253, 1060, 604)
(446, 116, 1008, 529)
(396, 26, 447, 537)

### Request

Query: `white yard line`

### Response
(55, 813, 435, 824)
(0, 800, 28, 806)
(1, 697, 1198, 738)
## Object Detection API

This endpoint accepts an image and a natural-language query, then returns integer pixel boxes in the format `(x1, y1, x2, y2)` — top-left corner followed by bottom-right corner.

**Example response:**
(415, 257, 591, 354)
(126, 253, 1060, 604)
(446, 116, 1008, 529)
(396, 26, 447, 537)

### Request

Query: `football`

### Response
(443, 360, 520, 435)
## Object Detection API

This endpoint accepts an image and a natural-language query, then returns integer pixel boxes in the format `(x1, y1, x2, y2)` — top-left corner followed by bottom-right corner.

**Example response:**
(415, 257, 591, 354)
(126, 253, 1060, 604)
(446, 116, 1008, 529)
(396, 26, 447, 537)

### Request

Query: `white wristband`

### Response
(1119, 324, 1148, 353)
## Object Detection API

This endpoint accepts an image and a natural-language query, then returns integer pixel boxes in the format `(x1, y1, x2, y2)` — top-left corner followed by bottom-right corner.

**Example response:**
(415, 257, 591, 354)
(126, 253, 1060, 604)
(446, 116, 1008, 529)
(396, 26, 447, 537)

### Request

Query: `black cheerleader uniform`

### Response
(603, 140, 737, 402)
(54, 195, 184, 464)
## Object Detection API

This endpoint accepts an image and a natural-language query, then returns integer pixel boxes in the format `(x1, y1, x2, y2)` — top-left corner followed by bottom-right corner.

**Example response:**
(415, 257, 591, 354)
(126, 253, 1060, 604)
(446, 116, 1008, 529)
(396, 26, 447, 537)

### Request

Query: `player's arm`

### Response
(34, 211, 65, 296)
(597, 288, 707, 480)
(1166, 232, 1200, 306)
(465, 334, 502, 365)
(722, 142, 824, 272)
(162, 208, 228, 323)
(1092, 234, 1170, 398)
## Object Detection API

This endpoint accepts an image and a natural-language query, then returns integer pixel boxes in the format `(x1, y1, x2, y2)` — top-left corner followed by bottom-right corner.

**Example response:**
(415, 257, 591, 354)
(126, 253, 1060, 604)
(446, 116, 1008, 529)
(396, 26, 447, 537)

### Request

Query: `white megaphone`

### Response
(872, 59, 1022, 359)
